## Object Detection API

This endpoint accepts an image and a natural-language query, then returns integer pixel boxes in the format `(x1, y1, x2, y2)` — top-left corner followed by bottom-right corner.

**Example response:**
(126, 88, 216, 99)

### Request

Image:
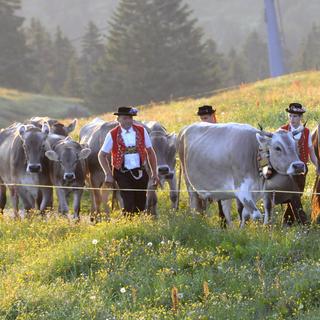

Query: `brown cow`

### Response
(311, 125, 320, 223)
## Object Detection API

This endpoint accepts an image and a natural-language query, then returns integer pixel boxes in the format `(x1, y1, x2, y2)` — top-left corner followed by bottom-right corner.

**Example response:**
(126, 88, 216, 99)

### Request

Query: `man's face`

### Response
(199, 114, 216, 123)
(118, 115, 134, 129)
(289, 113, 302, 128)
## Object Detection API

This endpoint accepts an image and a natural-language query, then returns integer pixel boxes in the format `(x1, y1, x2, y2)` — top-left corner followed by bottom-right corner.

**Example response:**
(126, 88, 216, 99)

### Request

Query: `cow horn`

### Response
(259, 130, 273, 138)
(258, 123, 263, 131)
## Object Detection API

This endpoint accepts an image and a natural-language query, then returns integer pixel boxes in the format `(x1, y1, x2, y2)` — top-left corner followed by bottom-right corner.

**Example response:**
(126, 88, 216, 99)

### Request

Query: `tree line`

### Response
(1, 0, 320, 114)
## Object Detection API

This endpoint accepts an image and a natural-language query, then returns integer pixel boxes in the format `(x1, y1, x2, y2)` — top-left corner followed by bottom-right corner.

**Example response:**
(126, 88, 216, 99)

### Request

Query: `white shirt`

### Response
(101, 126, 152, 169)
(289, 124, 312, 148)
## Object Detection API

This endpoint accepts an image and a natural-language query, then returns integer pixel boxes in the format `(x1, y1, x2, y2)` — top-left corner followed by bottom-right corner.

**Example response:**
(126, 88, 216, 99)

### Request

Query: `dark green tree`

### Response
(0, 0, 33, 90)
(241, 31, 269, 82)
(89, 0, 222, 112)
(63, 55, 83, 97)
(25, 18, 54, 93)
(294, 24, 320, 71)
(80, 21, 104, 97)
(51, 27, 76, 94)
(225, 48, 247, 87)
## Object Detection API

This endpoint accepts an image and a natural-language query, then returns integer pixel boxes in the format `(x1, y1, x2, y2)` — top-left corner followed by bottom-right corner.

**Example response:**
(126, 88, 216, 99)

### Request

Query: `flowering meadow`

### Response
(1, 71, 320, 319)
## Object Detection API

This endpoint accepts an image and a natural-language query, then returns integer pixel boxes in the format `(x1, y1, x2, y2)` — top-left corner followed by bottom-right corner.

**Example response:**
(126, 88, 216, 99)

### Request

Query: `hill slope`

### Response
(1, 71, 320, 319)
(0, 87, 90, 128)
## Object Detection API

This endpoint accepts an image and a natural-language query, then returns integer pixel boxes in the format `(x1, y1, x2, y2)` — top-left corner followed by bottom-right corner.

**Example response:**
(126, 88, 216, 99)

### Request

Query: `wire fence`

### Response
(0, 182, 318, 195)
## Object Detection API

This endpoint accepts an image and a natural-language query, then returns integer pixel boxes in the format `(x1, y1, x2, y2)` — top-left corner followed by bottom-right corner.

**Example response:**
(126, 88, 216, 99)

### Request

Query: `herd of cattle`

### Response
(0, 116, 320, 226)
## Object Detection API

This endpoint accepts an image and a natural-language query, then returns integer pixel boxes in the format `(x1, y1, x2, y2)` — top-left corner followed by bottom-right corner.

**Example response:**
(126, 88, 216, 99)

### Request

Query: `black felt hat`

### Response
(197, 105, 216, 116)
(285, 102, 306, 114)
(113, 106, 138, 116)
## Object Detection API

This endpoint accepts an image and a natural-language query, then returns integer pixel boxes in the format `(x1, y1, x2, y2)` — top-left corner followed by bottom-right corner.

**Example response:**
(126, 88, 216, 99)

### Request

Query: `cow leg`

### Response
(236, 191, 262, 227)
(146, 185, 157, 216)
(0, 184, 6, 214)
(56, 188, 69, 216)
(72, 190, 82, 221)
(263, 194, 273, 225)
(89, 173, 104, 221)
(236, 198, 244, 220)
(8, 187, 19, 219)
(220, 200, 232, 226)
(17, 189, 34, 219)
(289, 195, 309, 225)
(39, 188, 53, 214)
(168, 174, 178, 210)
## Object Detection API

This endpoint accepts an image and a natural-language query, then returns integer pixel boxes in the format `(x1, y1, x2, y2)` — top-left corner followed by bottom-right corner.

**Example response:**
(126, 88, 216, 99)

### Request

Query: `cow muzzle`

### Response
(64, 172, 76, 182)
(158, 165, 170, 176)
(165, 172, 174, 180)
(27, 163, 42, 173)
(287, 161, 306, 175)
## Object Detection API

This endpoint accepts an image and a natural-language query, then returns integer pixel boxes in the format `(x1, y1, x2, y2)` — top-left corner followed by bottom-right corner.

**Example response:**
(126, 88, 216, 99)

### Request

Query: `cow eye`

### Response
(275, 146, 282, 152)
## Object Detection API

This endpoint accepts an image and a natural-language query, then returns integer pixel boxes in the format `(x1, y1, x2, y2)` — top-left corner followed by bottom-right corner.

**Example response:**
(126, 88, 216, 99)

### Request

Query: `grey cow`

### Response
(178, 122, 305, 227)
(80, 118, 119, 220)
(45, 135, 91, 220)
(143, 121, 178, 215)
(0, 122, 52, 217)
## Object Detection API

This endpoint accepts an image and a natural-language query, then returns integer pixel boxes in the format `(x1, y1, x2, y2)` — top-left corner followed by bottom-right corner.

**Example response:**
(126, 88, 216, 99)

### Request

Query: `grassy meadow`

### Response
(1, 71, 320, 319)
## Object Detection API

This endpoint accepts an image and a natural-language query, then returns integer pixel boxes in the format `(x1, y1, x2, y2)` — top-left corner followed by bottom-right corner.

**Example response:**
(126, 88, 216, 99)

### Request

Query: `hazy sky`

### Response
(19, 0, 320, 53)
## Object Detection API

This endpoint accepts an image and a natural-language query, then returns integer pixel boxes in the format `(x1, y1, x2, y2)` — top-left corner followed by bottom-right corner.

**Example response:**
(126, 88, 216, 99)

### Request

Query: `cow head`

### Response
(48, 119, 77, 137)
(45, 138, 91, 184)
(256, 128, 305, 175)
(150, 130, 177, 185)
(19, 123, 50, 173)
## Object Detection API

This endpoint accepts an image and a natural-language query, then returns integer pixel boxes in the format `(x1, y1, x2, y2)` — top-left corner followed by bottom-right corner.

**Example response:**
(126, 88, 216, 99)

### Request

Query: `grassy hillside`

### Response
(1, 71, 320, 319)
(0, 88, 90, 128)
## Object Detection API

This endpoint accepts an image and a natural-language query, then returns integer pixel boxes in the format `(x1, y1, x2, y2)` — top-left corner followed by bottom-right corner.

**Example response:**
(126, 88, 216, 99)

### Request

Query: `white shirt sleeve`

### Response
(100, 132, 113, 153)
(144, 128, 152, 148)
(308, 131, 313, 148)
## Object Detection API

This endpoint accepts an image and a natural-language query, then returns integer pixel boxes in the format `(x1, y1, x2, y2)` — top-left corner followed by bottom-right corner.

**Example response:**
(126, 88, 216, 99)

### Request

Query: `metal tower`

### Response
(264, 0, 285, 77)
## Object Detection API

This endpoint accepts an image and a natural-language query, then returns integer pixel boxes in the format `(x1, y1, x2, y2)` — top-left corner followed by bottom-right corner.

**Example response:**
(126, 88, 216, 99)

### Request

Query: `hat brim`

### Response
(197, 111, 215, 116)
(285, 108, 305, 114)
(113, 112, 137, 116)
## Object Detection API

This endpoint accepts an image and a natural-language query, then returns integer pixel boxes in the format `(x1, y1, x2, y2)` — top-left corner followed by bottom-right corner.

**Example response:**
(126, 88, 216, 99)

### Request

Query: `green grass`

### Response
(0, 210, 319, 319)
(1, 71, 320, 319)
(0, 87, 90, 128)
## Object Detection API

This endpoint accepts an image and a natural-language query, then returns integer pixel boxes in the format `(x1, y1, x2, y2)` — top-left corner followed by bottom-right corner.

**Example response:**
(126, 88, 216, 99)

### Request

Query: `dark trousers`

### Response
(113, 168, 149, 215)
(283, 173, 308, 225)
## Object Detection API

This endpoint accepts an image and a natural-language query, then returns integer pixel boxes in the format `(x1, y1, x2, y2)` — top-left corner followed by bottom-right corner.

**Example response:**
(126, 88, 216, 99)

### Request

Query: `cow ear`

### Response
(42, 122, 50, 135)
(256, 132, 272, 147)
(168, 133, 177, 147)
(79, 147, 91, 160)
(45, 150, 59, 161)
(18, 125, 26, 138)
(67, 119, 77, 133)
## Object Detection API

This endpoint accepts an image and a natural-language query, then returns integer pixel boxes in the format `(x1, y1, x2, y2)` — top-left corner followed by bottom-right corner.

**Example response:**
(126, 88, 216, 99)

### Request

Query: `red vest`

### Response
(110, 124, 146, 169)
(281, 124, 310, 163)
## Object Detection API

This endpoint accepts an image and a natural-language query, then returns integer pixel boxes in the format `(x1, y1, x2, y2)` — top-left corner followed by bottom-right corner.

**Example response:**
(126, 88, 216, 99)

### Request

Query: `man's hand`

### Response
(104, 173, 114, 186)
(151, 174, 160, 186)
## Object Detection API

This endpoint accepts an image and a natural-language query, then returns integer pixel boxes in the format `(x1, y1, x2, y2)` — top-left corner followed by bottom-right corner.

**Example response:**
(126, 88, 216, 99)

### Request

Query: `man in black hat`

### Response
(98, 106, 159, 215)
(197, 105, 217, 123)
(280, 102, 319, 225)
